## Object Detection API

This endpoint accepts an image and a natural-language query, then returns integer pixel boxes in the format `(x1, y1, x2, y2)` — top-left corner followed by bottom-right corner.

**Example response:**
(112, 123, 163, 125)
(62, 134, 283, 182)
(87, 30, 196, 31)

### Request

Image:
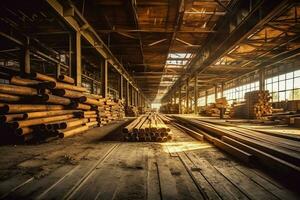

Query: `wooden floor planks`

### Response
(0, 124, 299, 200)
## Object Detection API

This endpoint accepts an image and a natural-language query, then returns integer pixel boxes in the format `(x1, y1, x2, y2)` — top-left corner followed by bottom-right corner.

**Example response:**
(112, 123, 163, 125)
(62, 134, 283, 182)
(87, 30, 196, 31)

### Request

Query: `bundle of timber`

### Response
(201, 98, 231, 118)
(159, 103, 179, 114)
(253, 91, 272, 119)
(98, 98, 125, 125)
(123, 113, 172, 142)
(126, 105, 138, 117)
(0, 72, 123, 143)
(229, 102, 247, 118)
(230, 91, 272, 119)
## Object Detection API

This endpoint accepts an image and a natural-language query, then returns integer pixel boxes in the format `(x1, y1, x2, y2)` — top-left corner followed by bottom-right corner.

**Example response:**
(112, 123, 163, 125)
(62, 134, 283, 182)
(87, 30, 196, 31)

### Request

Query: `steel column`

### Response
(101, 59, 108, 98)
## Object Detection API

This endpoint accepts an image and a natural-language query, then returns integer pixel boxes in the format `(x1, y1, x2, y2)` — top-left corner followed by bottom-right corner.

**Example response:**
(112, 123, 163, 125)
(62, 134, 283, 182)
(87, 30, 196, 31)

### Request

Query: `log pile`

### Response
(0, 72, 124, 143)
(253, 91, 272, 119)
(230, 91, 272, 119)
(123, 113, 172, 142)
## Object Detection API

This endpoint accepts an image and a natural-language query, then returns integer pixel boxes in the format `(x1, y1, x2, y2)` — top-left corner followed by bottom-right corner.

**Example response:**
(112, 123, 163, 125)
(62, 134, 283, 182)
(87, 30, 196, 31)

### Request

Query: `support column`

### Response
(194, 74, 198, 114)
(119, 75, 124, 99)
(126, 81, 130, 107)
(221, 83, 224, 98)
(186, 79, 189, 114)
(215, 84, 218, 101)
(72, 32, 82, 86)
(20, 38, 30, 75)
(101, 59, 108, 98)
(179, 87, 182, 114)
(259, 68, 265, 91)
(205, 90, 208, 106)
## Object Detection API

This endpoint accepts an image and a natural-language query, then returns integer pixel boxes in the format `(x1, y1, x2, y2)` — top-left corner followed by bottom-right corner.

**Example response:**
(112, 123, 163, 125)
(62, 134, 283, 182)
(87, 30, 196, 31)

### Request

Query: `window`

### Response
(265, 69, 300, 102)
(223, 81, 259, 102)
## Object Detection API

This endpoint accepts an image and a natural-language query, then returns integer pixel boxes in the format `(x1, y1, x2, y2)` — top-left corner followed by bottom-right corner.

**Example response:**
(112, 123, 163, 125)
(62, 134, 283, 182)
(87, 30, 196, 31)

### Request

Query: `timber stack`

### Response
(201, 98, 231, 118)
(253, 91, 272, 119)
(0, 72, 124, 143)
(123, 113, 172, 142)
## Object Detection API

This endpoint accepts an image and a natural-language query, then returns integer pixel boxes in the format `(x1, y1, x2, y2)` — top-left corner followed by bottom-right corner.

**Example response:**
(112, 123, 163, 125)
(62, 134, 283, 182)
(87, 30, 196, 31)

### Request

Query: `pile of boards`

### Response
(230, 90, 272, 119)
(123, 113, 172, 142)
(99, 98, 125, 125)
(0, 72, 124, 143)
(159, 103, 179, 114)
(202, 98, 231, 118)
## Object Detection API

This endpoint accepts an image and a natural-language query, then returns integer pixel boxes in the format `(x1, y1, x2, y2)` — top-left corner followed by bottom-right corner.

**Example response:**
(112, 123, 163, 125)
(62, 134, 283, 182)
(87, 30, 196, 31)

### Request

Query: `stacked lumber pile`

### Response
(98, 98, 125, 125)
(126, 105, 138, 117)
(123, 113, 172, 142)
(230, 91, 272, 119)
(229, 102, 247, 118)
(202, 98, 231, 118)
(159, 103, 179, 114)
(253, 91, 272, 119)
(0, 72, 124, 143)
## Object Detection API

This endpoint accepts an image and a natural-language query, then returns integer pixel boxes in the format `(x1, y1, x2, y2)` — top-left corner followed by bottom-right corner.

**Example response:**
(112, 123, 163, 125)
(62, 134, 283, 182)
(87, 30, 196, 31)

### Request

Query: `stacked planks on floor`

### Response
(0, 72, 123, 143)
(172, 116, 300, 181)
(202, 98, 231, 118)
(123, 113, 172, 142)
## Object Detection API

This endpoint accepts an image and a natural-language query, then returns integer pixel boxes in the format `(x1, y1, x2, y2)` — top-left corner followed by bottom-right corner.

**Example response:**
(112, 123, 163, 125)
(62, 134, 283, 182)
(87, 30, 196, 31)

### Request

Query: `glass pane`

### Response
(279, 80, 285, 91)
(286, 72, 293, 79)
(294, 89, 300, 100)
(294, 77, 300, 88)
(279, 74, 285, 81)
(266, 78, 272, 84)
(272, 92, 278, 102)
(286, 79, 293, 90)
(272, 76, 279, 82)
(279, 91, 285, 101)
(273, 82, 279, 92)
(294, 70, 300, 77)
(266, 84, 272, 92)
(286, 90, 293, 100)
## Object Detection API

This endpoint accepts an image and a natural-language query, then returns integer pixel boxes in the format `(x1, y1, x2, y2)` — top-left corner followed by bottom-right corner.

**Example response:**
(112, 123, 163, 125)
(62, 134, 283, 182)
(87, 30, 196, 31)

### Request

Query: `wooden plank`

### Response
(32, 144, 117, 199)
(222, 136, 300, 180)
(235, 165, 299, 200)
(109, 144, 147, 200)
(213, 138, 253, 163)
(167, 157, 204, 200)
(215, 166, 278, 200)
(156, 155, 179, 200)
(146, 146, 161, 200)
(187, 152, 249, 200)
(178, 152, 221, 200)
(63, 144, 121, 199)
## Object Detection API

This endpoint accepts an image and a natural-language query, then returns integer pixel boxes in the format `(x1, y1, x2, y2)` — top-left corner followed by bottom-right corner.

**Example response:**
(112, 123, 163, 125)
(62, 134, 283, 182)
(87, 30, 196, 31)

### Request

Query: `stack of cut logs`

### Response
(253, 91, 272, 119)
(123, 113, 172, 142)
(99, 98, 125, 125)
(0, 72, 124, 143)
